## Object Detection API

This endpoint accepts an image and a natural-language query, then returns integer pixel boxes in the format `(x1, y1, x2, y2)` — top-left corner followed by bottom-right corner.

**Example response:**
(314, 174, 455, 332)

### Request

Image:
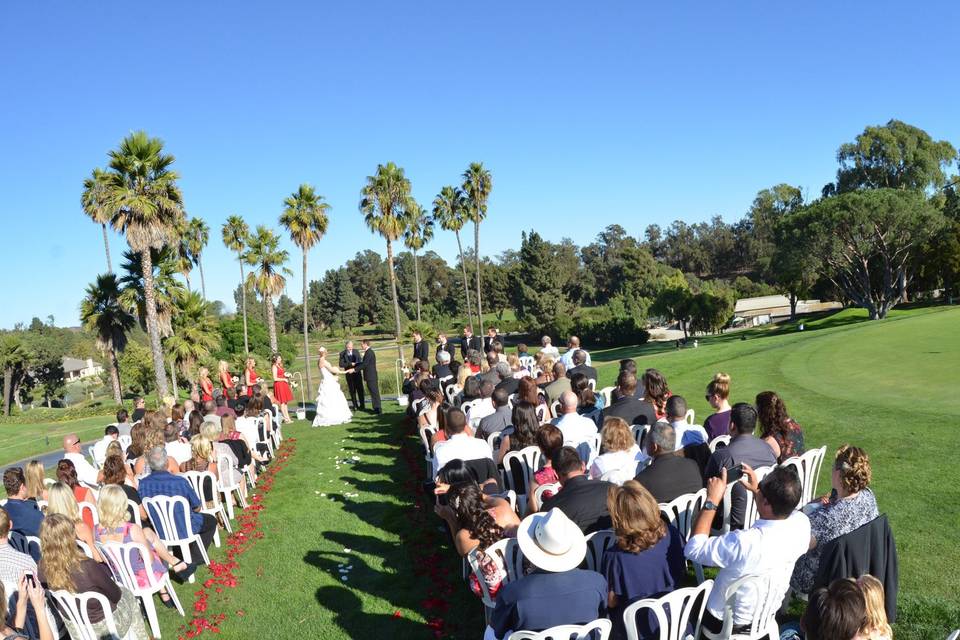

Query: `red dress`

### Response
(200, 378, 214, 402)
(273, 365, 293, 404)
(245, 367, 260, 396)
(220, 371, 235, 395)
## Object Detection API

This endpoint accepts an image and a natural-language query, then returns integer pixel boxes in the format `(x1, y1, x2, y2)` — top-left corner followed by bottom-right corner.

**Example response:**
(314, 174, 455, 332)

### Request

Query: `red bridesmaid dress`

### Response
(273, 365, 293, 404)
(246, 367, 260, 396)
(200, 377, 214, 402)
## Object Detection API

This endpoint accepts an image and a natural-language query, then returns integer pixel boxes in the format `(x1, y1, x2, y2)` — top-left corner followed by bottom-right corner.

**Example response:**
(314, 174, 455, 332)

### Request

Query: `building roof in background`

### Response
(62, 357, 99, 372)
(734, 295, 792, 314)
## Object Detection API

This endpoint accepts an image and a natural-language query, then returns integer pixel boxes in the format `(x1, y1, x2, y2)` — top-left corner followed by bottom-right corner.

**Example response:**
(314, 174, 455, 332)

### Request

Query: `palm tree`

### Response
(173, 217, 193, 291)
(187, 217, 210, 299)
(103, 130, 185, 398)
(462, 162, 492, 335)
(432, 185, 474, 327)
(360, 162, 412, 362)
(403, 199, 434, 323)
(118, 248, 186, 340)
(222, 216, 251, 354)
(0, 335, 28, 416)
(81, 168, 115, 273)
(245, 226, 291, 352)
(80, 273, 135, 404)
(165, 291, 221, 393)
(279, 184, 330, 397)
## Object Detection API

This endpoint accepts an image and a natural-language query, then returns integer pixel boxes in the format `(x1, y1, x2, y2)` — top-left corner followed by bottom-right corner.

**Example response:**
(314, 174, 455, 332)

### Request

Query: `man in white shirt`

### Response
(559, 336, 591, 369)
(539, 336, 560, 360)
(91, 425, 120, 466)
(551, 391, 599, 463)
(162, 422, 192, 465)
(466, 381, 496, 428)
(433, 409, 493, 477)
(685, 464, 810, 635)
(62, 433, 100, 488)
(663, 395, 708, 448)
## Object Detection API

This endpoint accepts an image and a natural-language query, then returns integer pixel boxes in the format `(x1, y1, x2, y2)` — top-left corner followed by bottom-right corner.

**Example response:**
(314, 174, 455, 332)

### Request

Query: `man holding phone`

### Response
(0, 508, 37, 586)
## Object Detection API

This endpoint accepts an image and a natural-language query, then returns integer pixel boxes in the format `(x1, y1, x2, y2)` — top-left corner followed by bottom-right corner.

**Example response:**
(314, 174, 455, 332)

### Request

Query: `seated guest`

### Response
(126, 422, 146, 465)
(131, 396, 147, 423)
(662, 395, 708, 447)
(47, 482, 102, 562)
(2, 467, 44, 537)
(466, 381, 497, 426)
(416, 382, 444, 430)
(200, 401, 221, 429)
(164, 420, 192, 466)
(96, 442, 134, 486)
(540, 446, 613, 533)
(432, 409, 493, 477)
(214, 394, 237, 419)
(38, 514, 150, 639)
(466, 350, 484, 374)
(603, 371, 656, 426)
(755, 391, 805, 462)
(435, 458, 501, 496)
(516, 343, 530, 360)
(703, 372, 733, 440)
(551, 391, 599, 463)
(133, 423, 180, 476)
(92, 425, 120, 467)
(236, 400, 267, 456)
(857, 574, 893, 640)
(589, 417, 648, 485)
(634, 422, 703, 503)
(461, 374, 482, 401)
(506, 354, 527, 379)
(476, 388, 512, 442)
(496, 402, 539, 465)
(62, 433, 99, 488)
(610, 359, 639, 402)
(24, 460, 48, 501)
(603, 481, 687, 640)
(487, 508, 606, 640)
(559, 336, 591, 368)
(202, 421, 247, 500)
(640, 369, 671, 422)
(433, 350, 453, 381)
(492, 362, 520, 396)
(178, 435, 219, 481)
(434, 482, 519, 557)
(223, 411, 267, 469)
(801, 578, 867, 640)
(479, 353, 501, 385)
(533, 355, 555, 386)
(1, 572, 54, 640)
(139, 447, 219, 554)
(538, 335, 560, 360)
(115, 408, 133, 437)
(543, 362, 570, 404)
(170, 404, 187, 433)
(527, 425, 564, 513)
(571, 373, 603, 416)
(704, 402, 777, 529)
(685, 465, 810, 636)
(1, 504, 37, 583)
(516, 376, 547, 416)
(790, 446, 878, 594)
(101, 454, 148, 524)
(566, 349, 598, 383)
(56, 460, 96, 528)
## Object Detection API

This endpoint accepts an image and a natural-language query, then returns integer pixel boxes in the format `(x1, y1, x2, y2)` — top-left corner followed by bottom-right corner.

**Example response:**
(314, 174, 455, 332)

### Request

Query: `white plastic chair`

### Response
(631, 424, 650, 449)
(76, 539, 95, 558)
(684, 409, 695, 425)
(583, 529, 615, 572)
(445, 383, 462, 404)
(487, 430, 503, 453)
(216, 455, 248, 520)
(78, 502, 99, 527)
(742, 466, 775, 529)
(550, 400, 561, 419)
(126, 500, 142, 527)
(48, 590, 125, 640)
(708, 435, 731, 453)
(518, 355, 536, 370)
(118, 435, 132, 451)
(502, 446, 542, 514)
(780, 446, 826, 506)
(623, 579, 713, 640)
(181, 471, 230, 541)
(701, 573, 784, 640)
(535, 403, 548, 423)
(96, 540, 185, 638)
(142, 495, 210, 583)
(945, 630, 959, 640)
(598, 386, 615, 408)
(659, 488, 708, 583)
(419, 425, 438, 474)
(532, 482, 561, 512)
(484, 537, 526, 585)
(507, 393, 518, 409)
(508, 618, 612, 640)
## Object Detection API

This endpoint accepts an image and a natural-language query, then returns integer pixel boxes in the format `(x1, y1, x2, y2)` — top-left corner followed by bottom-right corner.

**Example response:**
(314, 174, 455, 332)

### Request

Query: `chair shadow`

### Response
(313, 586, 428, 639)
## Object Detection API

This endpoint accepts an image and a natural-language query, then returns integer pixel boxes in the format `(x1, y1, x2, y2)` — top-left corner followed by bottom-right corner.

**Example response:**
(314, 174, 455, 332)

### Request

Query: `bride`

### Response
(312, 346, 354, 427)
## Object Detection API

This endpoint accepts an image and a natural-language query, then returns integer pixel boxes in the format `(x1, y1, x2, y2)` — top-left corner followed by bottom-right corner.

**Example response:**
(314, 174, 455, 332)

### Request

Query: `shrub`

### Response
(571, 308, 650, 348)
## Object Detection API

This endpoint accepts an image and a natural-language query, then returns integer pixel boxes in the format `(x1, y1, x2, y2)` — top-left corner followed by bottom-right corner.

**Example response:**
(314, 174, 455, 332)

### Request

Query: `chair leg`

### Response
(219, 507, 233, 533)
(164, 576, 185, 616)
(142, 593, 161, 638)
(179, 543, 196, 583)
(222, 490, 235, 520)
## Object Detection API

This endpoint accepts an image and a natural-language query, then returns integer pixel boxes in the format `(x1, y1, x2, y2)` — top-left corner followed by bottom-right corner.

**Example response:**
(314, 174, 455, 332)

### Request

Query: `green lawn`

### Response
(0, 415, 115, 464)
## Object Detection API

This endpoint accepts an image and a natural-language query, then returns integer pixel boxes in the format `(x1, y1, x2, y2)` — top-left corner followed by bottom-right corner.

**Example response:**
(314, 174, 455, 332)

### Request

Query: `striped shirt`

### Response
(0, 540, 38, 584)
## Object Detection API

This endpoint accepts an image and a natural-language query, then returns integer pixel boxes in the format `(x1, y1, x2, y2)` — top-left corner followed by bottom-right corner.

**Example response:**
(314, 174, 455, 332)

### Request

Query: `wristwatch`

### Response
(703, 500, 718, 511)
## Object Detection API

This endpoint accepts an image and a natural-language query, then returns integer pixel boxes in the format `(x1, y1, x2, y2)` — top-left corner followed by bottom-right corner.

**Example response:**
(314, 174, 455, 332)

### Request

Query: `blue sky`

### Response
(2, 1, 958, 329)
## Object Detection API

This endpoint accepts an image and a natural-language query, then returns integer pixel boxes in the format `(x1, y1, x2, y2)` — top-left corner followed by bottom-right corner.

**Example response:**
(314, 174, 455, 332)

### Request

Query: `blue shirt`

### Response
(137, 471, 203, 538)
(490, 569, 607, 639)
(2, 499, 44, 537)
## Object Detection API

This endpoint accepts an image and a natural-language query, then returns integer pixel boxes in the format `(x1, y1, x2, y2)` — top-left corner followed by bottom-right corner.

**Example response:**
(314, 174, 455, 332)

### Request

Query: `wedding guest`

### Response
(62, 433, 99, 488)
(0, 572, 53, 640)
(566, 350, 597, 383)
(202, 421, 247, 500)
(495, 401, 539, 465)
(115, 408, 133, 437)
(603, 371, 656, 426)
(589, 418, 647, 485)
(214, 395, 237, 419)
(476, 388, 512, 442)
(198, 366, 215, 402)
(92, 425, 120, 467)
(132, 425, 179, 476)
(163, 420, 192, 465)
(571, 373, 603, 418)
(101, 454, 147, 524)
(46, 482, 102, 562)
(539, 335, 560, 360)
(432, 409, 493, 477)
(543, 363, 571, 404)
(663, 395, 708, 448)
(756, 391, 805, 462)
(611, 359, 639, 402)
(24, 460, 48, 501)
(857, 574, 893, 640)
(801, 578, 867, 640)
(2, 467, 44, 536)
(434, 482, 519, 556)
(703, 373, 733, 440)
(417, 383, 445, 430)
(178, 435, 219, 479)
(634, 422, 703, 503)
(55, 460, 96, 528)
(559, 336, 591, 368)
(527, 425, 564, 513)
(433, 350, 453, 380)
(540, 446, 613, 533)
(640, 369, 671, 422)
(533, 356, 556, 386)
(552, 391, 599, 463)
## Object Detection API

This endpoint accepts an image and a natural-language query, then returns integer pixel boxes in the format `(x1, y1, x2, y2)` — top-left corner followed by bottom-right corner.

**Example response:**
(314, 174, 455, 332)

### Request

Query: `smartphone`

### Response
(24, 572, 35, 588)
(726, 463, 744, 483)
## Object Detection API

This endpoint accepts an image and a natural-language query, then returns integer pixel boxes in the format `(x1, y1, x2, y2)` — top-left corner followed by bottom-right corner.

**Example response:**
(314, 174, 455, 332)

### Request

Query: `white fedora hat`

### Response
(516, 508, 586, 573)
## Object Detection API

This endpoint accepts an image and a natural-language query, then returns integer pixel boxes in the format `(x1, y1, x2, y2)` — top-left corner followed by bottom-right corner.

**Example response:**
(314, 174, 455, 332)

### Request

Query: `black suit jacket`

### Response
(436, 342, 453, 358)
(602, 396, 657, 426)
(634, 454, 704, 503)
(483, 335, 498, 352)
(460, 335, 482, 360)
(539, 475, 613, 533)
(413, 340, 429, 363)
(339, 349, 361, 371)
(432, 364, 452, 380)
(567, 364, 598, 382)
(494, 377, 520, 396)
(360, 349, 378, 381)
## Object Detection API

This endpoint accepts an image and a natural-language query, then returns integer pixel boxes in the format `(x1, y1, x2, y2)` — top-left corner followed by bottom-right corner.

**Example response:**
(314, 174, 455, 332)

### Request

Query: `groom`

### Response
(359, 339, 381, 415)
(339, 341, 364, 410)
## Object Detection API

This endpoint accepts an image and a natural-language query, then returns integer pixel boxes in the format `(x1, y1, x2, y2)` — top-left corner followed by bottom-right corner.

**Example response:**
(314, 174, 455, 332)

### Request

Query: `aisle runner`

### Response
(177, 438, 298, 640)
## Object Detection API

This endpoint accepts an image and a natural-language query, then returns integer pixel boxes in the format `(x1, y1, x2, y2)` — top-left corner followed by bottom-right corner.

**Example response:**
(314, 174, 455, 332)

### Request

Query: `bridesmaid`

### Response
(271, 354, 294, 423)
(244, 357, 260, 397)
(218, 360, 235, 396)
(198, 366, 214, 402)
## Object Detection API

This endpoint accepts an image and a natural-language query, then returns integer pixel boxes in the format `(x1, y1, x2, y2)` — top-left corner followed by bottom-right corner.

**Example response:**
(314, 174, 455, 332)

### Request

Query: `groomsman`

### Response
(339, 341, 364, 410)
(412, 330, 429, 363)
(359, 340, 381, 414)
(461, 326, 483, 360)
(436, 333, 453, 358)
(483, 327, 499, 353)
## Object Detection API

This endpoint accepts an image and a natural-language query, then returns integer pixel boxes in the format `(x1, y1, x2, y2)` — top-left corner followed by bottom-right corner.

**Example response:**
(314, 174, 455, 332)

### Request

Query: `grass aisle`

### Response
(157, 409, 482, 639)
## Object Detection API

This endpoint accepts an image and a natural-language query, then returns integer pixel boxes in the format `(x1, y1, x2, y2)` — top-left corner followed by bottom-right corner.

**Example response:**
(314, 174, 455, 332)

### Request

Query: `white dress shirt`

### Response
(669, 419, 709, 449)
(64, 451, 99, 487)
(165, 440, 193, 465)
(552, 412, 599, 462)
(685, 510, 811, 623)
(91, 435, 118, 466)
(559, 348, 592, 369)
(539, 345, 560, 360)
(589, 445, 650, 484)
(432, 433, 493, 477)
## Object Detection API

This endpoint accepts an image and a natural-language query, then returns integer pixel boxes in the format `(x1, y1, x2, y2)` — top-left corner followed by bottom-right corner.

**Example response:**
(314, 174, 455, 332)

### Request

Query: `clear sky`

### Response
(2, 1, 958, 329)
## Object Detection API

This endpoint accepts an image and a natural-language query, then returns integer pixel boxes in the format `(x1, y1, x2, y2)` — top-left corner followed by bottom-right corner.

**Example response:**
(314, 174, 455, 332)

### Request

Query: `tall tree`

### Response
(118, 248, 186, 340)
(80, 168, 115, 273)
(402, 199, 434, 322)
(164, 291, 221, 392)
(80, 273, 136, 405)
(245, 226, 291, 352)
(173, 217, 194, 291)
(280, 183, 330, 396)
(360, 162, 412, 362)
(103, 131, 185, 398)
(187, 217, 210, 299)
(462, 163, 492, 335)
(748, 184, 805, 281)
(222, 216, 251, 354)
(433, 185, 474, 327)
(0, 335, 28, 416)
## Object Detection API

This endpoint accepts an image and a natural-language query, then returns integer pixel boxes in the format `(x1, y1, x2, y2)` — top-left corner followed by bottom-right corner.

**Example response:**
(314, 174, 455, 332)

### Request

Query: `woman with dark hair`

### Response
(641, 368, 671, 421)
(461, 375, 481, 401)
(517, 376, 545, 410)
(495, 401, 539, 465)
(417, 380, 444, 429)
(187, 410, 204, 438)
(570, 373, 603, 416)
(101, 454, 148, 523)
(56, 459, 96, 528)
(434, 458, 500, 496)
(170, 404, 186, 432)
(755, 391, 805, 462)
(527, 424, 564, 512)
(126, 422, 146, 464)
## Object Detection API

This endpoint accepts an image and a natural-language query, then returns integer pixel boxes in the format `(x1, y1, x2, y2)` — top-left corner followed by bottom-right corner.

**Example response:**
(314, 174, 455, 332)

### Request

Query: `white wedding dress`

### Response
(312, 365, 353, 427)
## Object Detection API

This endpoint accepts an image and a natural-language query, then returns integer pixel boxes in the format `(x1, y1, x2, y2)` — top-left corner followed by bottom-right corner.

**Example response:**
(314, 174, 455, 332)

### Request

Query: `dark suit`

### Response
(602, 396, 657, 426)
(705, 434, 777, 529)
(436, 341, 453, 359)
(359, 348, 381, 412)
(567, 364, 598, 382)
(432, 364, 452, 380)
(539, 475, 613, 533)
(634, 453, 704, 503)
(460, 335, 483, 360)
(412, 340, 429, 363)
(483, 335, 498, 353)
(339, 348, 364, 409)
(494, 376, 520, 396)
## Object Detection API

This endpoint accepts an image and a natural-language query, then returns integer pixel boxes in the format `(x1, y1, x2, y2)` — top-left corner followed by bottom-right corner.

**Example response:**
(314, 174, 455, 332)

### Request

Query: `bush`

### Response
(404, 320, 437, 341)
(571, 311, 650, 348)
(0, 403, 127, 424)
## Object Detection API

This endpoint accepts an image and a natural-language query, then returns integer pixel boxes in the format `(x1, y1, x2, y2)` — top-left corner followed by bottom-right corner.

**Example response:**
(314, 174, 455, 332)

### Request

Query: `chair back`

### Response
(583, 529, 615, 572)
(96, 540, 163, 591)
(945, 630, 959, 640)
(49, 590, 120, 640)
(9, 532, 41, 560)
(708, 434, 730, 453)
(77, 502, 99, 527)
(535, 403, 548, 423)
(684, 409, 695, 425)
(598, 386, 615, 408)
(126, 499, 143, 527)
(711, 573, 784, 639)
(780, 446, 826, 505)
(659, 488, 707, 541)
(487, 430, 503, 453)
(550, 400, 561, 418)
(143, 494, 196, 541)
(518, 355, 536, 370)
(444, 383, 462, 404)
(502, 446, 543, 496)
(623, 580, 713, 640)
(484, 537, 526, 585)
(217, 455, 239, 490)
(532, 482, 561, 511)
(742, 466, 775, 529)
(118, 434, 132, 451)
(631, 424, 650, 449)
(508, 618, 612, 640)
(182, 470, 224, 512)
(418, 425, 438, 458)
(586, 378, 596, 391)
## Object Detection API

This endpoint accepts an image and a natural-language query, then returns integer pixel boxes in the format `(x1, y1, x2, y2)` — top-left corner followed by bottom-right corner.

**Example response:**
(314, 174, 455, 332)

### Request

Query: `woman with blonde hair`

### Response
(178, 435, 218, 476)
(38, 514, 150, 640)
(132, 427, 179, 476)
(533, 356, 555, 386)
(24, 459, 47, 501)
(46, 482, 102, 563)
(857, 574, 892, 640)
(703, 372, 733, 440)
(218, 359, 235, 395)
(97, 442, 134, 485)
(589, 417, 648, 485)
(198, 366, 214, 402)
(602, 481, 686, 640)
(244, 357, 260, 397)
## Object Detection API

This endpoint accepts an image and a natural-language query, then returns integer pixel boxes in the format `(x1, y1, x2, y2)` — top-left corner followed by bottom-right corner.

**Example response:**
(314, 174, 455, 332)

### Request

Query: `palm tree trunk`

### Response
(474, 218, 484, 335)
(141, 249, 170, 398)
(169, 358, 178, 399)
(239, 257, 249, 355)
(198, 259, 207, 299)
(184, 272, 192, 293)
(385, 239, 404, 363)
(109, 347, 122, 405)
(2, 367, 11, 416)
(454, 230, 474, 328)
(413, 249, 422, 323)
(302, 250, 312, 397)
(266, 295, 278, 352)
(102, 224, 113, 273)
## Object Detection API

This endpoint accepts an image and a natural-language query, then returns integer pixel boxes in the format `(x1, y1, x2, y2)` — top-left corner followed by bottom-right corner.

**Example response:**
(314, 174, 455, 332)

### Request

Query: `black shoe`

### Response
(174, 562, 198, 582)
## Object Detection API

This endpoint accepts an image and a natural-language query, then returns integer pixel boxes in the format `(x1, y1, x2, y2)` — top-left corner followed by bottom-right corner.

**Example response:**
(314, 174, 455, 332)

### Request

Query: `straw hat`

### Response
(516, 508, 586, 573)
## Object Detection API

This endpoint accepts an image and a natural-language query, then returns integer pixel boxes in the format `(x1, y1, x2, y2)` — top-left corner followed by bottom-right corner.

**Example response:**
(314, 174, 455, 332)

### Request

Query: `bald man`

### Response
(559, 336, 591, 369)
(550, 391, 599, 463)
(62, 433, 99, 487)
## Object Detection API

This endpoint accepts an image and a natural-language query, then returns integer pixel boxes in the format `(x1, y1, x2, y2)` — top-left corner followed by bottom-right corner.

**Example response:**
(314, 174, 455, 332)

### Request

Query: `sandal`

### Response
(171, 561, 198, 582)
(159, 591, 177, 609)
